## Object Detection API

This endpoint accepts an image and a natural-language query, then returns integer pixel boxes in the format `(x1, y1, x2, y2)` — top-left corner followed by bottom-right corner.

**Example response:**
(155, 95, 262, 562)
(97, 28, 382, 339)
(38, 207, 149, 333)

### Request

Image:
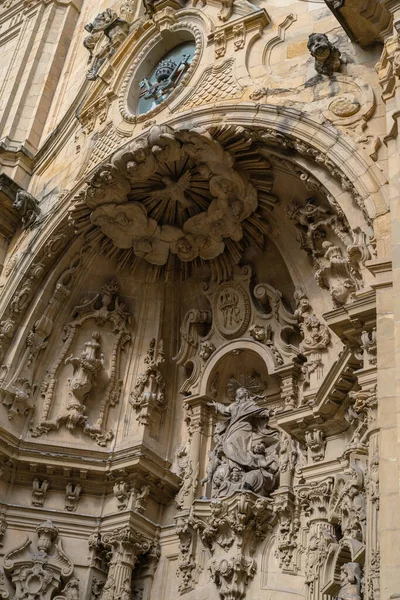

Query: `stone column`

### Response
(102, 526, 151, 598)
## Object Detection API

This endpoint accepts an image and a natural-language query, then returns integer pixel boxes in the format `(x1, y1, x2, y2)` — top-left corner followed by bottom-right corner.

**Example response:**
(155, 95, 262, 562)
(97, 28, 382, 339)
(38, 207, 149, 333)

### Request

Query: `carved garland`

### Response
(118, 21, 203, 124)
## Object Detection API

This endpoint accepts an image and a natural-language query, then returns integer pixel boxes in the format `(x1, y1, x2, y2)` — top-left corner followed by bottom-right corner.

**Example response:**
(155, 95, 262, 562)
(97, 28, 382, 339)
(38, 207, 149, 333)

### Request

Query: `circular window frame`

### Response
(119, 22, 203, 124)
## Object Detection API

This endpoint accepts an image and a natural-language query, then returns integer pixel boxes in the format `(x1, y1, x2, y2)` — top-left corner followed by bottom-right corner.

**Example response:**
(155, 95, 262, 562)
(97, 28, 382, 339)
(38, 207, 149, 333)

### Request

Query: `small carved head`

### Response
(249, 324, 265, 342)
(307, 33, 332, 62)
(235, 387, 250, 402)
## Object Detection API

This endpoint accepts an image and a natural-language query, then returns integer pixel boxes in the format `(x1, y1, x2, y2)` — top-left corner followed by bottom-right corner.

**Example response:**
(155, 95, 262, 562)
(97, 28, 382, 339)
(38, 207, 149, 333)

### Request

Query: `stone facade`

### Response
(0, 0, 398, 599)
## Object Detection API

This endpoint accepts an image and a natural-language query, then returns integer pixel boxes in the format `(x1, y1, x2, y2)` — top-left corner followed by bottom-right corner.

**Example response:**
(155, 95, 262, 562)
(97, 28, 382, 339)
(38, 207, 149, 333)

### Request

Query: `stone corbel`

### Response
(324, 0, 391, 47)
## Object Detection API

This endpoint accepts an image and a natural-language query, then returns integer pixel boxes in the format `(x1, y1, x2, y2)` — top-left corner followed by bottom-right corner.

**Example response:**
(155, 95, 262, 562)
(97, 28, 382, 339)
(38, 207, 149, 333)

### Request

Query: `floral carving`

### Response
(130, 338, 166, 425)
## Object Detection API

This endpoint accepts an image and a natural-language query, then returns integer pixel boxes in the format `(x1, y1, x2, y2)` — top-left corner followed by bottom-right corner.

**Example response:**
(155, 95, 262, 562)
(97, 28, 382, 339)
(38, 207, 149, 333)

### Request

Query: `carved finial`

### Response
(307, 33, 342, 76)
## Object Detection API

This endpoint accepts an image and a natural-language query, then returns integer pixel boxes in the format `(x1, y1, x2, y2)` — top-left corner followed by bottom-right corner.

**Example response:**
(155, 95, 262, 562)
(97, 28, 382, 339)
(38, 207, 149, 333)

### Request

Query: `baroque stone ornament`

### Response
(315, 241, 362, 307)
(307, 33, 342, 76)
(3, 520, 76, 600)
(70, 125, 275, 281)
(30, 280, 130, 446)
(330, 460, 366, 544)
(130, 338, 166, 425)
(188, 493, 274, 600)
(100, 526, 153, 600)
(205, 377, 279, 499)
(65, 483, 82, 512)
(12, 190, 41, 230)
(305, 429, 326, 462)
(0, 251, 85, 420)
(83, 8, 129, 80)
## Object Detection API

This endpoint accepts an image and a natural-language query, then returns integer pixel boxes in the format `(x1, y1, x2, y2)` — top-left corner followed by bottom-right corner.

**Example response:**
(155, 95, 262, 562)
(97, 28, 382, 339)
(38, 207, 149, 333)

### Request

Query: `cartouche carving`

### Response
(30, 280, 130, 446)
(3, 520, 77, 600)
(307, 33, 342, 76)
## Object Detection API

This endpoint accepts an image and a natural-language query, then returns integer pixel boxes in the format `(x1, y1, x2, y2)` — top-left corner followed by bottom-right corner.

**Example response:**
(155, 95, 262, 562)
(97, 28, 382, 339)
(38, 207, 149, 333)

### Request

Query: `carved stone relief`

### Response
(65, 483, 82, 512)
(32, 479, 49, 507)
(130, 338, 166, 426)
(100, 526, 153, 600)
(1, 251, 84, 419)
(83, 9, 129, 80)
(337, 562, 362, 600)
(307, 33, 342, 76)
(30, 280, 130, 446)
(205, 378, 279, 499)
(12, 190, 41, 230)
(70, 125, 276, 280)
(3, 520, 77, 600)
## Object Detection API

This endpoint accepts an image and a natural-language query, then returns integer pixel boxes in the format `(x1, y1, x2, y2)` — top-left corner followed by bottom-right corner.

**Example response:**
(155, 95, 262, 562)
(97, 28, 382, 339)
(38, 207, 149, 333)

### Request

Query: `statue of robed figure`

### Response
(205, 376, 280, 498)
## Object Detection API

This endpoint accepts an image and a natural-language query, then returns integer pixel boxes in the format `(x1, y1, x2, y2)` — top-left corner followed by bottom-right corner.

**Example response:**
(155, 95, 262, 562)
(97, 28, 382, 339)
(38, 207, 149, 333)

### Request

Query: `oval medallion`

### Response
(214, 282, 251, 339)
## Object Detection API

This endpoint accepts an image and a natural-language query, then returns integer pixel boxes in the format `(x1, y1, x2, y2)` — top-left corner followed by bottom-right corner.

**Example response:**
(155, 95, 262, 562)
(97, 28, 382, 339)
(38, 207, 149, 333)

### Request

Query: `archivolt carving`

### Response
(30, 280, 130, 446)
(0, 227, 72, 366)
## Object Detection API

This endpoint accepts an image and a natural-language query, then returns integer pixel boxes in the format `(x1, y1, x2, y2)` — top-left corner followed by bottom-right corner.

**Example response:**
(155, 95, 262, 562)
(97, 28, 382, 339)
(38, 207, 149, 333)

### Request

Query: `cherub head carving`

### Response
(307, 33, 342, 76)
